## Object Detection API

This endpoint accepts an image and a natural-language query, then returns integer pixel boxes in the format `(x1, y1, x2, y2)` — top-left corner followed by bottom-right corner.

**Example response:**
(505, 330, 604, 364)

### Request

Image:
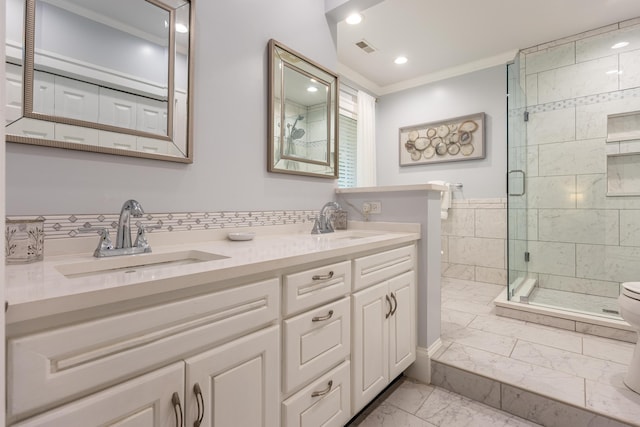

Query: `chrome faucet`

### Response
(80, 199, 157, 257)
(116, 199, 145, 249)
(312, 201, 341, 234)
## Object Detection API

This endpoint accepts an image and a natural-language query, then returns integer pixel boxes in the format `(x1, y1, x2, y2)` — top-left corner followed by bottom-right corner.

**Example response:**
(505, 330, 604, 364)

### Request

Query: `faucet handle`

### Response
(79, 227, 114, 256)
(134, 224, 160, 251)
(311, 217, 321, 234)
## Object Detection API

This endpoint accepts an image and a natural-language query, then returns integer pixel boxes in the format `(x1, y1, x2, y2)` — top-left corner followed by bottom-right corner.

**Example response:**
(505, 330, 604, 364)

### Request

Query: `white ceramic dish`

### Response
(227, 232, 255, 241)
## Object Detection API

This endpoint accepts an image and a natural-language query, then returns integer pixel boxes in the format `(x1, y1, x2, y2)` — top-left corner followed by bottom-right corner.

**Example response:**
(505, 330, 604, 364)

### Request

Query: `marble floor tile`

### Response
(436, 342, 586, 406)
(356, 402, 436, 427)
(441, 277, 505, 296)
(431, 361, 502, 409)
(414, 387, 540, 427)
(442, 324, 517, 356)
(442, 287, 499, 304)
(583, 335, 636, 365)
(383, 379, 435, 414)
(441, 309, 477, 336)
(468, 313, 583, 353)
(442, 298, 495, 316)
(586, 379, 640, 426)
(502, 385, 633, 427)
(510, 340, 628, 388)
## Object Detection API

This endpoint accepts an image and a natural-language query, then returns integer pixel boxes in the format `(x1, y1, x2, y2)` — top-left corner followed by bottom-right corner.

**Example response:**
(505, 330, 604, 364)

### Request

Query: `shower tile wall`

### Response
(515, 18, 640, 299)
(442, 198, 507, 285)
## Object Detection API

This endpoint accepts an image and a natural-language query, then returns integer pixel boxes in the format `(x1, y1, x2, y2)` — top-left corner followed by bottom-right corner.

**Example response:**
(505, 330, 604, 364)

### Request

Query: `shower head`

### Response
(291, 128, 305, 140)
(289, 114, 305, 140)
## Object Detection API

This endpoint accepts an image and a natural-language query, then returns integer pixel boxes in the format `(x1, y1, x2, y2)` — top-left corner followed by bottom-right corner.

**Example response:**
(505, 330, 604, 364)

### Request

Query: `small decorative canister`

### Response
(5, 218, 45, 264)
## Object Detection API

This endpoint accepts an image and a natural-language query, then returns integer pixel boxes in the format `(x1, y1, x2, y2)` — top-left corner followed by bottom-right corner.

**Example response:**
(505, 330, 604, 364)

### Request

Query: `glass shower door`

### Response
(506, 59, 530, 301)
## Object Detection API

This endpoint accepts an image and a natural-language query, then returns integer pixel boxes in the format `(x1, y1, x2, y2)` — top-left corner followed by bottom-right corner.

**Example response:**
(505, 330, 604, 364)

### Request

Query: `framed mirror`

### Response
(4, 0, 194, 163)
(268, 39, 339, 178)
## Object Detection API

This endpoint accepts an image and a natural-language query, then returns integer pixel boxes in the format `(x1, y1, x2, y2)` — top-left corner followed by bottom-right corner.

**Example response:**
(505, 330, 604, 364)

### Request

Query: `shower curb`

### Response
(430, 359, 637, 427)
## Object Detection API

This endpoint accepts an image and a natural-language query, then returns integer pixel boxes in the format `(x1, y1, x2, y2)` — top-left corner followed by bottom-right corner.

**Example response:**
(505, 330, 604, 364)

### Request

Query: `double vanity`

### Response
(5, 222, 420, 426)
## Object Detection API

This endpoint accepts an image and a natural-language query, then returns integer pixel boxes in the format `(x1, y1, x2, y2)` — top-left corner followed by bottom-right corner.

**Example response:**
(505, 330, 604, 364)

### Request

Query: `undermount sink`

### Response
(56, 250, 229, 279)
(314, 231, 384, 240)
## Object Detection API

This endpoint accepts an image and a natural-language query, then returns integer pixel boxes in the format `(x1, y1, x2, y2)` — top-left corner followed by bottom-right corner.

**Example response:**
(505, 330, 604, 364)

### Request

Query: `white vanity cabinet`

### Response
(13, 326, 281, 427)
(7, 278, 280, 425)
(351, 246, 417, 414)
(6, 236, 420, 427)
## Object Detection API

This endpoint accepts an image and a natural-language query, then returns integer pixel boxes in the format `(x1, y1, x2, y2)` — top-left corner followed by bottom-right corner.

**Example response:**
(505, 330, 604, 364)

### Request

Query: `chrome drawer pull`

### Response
(312, 310, 334, 322)
(193, 383, 205, 427)
(390, 292, 398, 316)
(385, 294, 392, 319)
(171, 392, 184, 427)
(311, 380, 333, 397)
(312, 271, 334, 280)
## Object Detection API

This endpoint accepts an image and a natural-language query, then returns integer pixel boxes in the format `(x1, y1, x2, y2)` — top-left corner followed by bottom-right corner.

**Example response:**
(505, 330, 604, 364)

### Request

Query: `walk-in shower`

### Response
(506, 23, 640, 322)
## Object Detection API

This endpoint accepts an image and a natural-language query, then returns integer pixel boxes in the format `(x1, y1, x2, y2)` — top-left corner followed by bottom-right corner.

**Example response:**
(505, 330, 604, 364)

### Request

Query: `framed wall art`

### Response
(399, 112, 485, 166)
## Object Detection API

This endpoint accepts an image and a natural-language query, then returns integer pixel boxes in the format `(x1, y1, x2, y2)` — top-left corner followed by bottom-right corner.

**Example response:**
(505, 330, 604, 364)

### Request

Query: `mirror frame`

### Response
(6, 0, 195, 163)
(268, 39, 339, 179)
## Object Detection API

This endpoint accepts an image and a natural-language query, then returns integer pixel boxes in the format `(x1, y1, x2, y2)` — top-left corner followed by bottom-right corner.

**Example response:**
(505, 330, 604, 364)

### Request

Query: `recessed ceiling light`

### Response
(176, 23, 188, 33)
(606, 69, 623, 75)
(346, 13, 362, 25)
(307, 86, 318, 93)
(394, 56, 408, 65)
(612, 41, 629, 49)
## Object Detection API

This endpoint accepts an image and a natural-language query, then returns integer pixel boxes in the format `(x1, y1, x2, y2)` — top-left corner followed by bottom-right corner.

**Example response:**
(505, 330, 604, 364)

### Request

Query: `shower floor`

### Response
(528, 287, 621, 320)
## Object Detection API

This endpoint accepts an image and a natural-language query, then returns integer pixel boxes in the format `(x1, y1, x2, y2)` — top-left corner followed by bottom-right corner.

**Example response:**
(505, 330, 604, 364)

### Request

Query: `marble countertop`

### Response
(5, 222, 420, 324)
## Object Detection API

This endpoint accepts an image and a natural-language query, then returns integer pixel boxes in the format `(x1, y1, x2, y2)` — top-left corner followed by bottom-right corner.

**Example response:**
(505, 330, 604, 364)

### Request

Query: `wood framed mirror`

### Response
(268, 39, 339, 178)
(4, 0, 194, 163)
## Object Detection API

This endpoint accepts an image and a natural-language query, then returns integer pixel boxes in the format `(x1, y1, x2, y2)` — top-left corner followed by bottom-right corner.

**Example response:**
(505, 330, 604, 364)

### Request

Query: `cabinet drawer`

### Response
(353, 245, 415, 291)
(282, 361, 351, 427)
(8, 278, 279, 420)
(283, 260, 350, 316)
(283, 298, 350, 393)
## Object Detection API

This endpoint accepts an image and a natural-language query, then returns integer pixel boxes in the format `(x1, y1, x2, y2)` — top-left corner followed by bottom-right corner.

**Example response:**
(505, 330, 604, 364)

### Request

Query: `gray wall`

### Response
(375, 65, 508, 199)
(6, 0, 338, 215)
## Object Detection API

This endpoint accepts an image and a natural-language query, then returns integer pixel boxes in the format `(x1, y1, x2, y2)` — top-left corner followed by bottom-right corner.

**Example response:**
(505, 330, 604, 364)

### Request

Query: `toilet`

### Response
(619, 282, 640, 394)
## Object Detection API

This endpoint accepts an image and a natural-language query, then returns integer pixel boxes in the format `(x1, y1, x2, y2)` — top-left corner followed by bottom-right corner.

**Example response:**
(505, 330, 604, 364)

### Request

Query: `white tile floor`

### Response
(352, 278, 640, 427)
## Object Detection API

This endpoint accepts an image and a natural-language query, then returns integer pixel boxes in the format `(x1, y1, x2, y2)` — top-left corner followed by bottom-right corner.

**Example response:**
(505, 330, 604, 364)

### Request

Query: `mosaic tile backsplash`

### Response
(7, 210, 320, 240)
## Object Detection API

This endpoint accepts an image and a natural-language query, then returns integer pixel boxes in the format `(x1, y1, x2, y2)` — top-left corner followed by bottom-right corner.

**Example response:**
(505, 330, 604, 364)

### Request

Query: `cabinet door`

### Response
(185, 326, 280, 427)
(99, 87, 138, 130)
(54, 75, 99, 122)
(137, 98, 167, 135)
(388, 271, 417, 379)
(351, 282, 389, 415)
(13, 362, 184, 427)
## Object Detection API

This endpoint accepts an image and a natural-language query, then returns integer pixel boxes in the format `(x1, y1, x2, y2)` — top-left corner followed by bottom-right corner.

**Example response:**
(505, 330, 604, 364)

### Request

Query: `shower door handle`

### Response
(508, 170, 526, 196)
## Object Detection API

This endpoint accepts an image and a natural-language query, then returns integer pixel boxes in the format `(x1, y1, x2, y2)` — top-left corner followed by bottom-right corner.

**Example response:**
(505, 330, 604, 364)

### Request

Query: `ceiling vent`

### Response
(355, 40, 376, 53)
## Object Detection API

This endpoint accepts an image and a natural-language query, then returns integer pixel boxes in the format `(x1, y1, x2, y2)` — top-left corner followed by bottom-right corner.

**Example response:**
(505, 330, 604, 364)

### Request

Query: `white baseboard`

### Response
(404, 339, 443, 384)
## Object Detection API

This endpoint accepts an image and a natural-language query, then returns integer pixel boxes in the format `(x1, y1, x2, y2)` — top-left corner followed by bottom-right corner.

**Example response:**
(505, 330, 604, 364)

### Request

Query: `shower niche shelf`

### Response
(606, 153, 640, 197)
(605, 112, 640, 196)
(606, 111, 640, 143)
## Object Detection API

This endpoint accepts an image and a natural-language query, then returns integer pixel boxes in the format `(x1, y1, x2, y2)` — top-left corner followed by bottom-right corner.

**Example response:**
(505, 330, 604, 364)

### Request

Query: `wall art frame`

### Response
(399, 112, 485, 166)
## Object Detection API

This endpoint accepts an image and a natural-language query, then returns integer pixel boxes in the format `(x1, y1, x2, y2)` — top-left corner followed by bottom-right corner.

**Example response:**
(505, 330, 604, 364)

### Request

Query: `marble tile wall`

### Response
(511, 18, 640, 300)
(441, 198, 508, 285)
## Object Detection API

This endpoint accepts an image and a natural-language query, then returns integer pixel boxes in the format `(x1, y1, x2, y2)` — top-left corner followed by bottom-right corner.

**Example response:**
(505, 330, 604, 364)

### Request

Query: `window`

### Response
(338, 85, 358, 188)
